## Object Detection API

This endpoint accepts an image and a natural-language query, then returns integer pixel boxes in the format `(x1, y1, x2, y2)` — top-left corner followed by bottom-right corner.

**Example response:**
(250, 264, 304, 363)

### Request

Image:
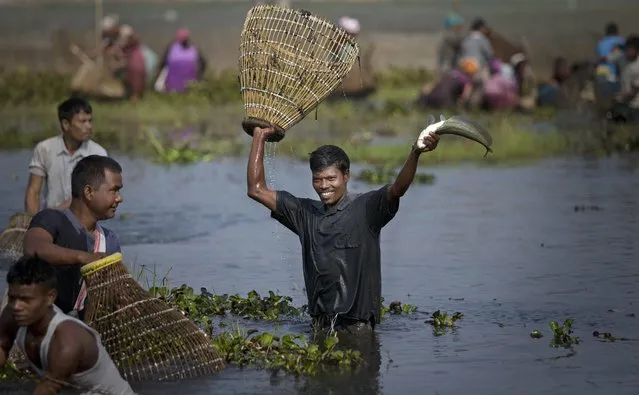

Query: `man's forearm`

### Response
(24, 241, 82, 266)
(247, 133, 269, 196)
(389, 148, 421, 198)
(25, 192, 40, 214)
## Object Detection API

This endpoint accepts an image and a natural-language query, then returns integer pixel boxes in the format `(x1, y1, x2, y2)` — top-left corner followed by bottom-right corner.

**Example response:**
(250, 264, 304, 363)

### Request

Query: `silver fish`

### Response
(421, 114, 494, 158)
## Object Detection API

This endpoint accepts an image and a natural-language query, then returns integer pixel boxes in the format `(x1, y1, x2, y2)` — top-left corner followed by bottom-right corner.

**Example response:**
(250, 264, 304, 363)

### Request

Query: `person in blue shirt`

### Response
(596, 22, 625, 78)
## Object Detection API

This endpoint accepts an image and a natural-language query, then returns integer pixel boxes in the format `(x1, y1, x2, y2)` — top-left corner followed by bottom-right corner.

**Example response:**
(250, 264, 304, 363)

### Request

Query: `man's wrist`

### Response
(410, 144, 422, 157)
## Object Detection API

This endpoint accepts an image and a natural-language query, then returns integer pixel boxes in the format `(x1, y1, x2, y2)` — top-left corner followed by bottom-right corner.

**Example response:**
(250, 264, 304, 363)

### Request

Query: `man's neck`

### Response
(62, 135, 82, 155)
(69, 200, 98, 232)
(28, 307, 55, 338)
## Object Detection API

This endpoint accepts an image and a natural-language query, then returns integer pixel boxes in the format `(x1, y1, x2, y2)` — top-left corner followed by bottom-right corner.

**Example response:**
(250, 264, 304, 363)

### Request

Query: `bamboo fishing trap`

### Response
(0, 212, 32, 261)
(80, 253, 225, 381)
(239, 4, 360, 142)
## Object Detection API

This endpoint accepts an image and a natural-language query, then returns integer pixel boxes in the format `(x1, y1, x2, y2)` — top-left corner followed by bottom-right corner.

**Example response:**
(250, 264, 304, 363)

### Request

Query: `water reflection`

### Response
(298, 331, 382, 395)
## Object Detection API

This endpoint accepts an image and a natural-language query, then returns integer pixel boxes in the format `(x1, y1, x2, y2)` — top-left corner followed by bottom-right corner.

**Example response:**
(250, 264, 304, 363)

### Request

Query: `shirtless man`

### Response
(24, 155, 124, 319)
(24, 97, 107, 214)
(247, 126, 439, 332)
(0, 255, 135, 395)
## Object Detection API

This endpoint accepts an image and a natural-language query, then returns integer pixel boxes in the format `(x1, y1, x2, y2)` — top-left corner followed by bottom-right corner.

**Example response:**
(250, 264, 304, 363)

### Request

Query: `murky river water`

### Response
(0, 149, 638, 394)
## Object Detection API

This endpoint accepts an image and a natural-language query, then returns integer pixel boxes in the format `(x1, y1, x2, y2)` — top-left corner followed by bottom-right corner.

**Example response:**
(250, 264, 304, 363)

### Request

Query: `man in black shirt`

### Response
(23, 155, 124, 319)
(247, 127, 439, 332)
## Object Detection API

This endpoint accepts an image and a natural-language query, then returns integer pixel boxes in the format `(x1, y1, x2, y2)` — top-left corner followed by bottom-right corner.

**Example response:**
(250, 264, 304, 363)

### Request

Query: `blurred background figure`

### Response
(154, 27, 207, 94)
(510, 53, 538, 112)
(437, 12, 465, 75)
(100, 14, 121, 54)
(117, 25, 147, 102)
(328, 16, 377, 102)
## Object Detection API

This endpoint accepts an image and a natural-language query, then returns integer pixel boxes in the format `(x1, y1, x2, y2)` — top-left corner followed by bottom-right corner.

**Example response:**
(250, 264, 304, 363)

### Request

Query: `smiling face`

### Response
(85, 169, 123, 220)
(312, 165, 349, 206)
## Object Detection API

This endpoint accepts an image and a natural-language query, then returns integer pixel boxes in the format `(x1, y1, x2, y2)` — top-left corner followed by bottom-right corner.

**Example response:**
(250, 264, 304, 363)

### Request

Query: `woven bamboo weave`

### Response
(0, 212, 32, 261)
(0, 213, 32, 373)
(80, 253, 225, 381)
(239, 4, 360, 142)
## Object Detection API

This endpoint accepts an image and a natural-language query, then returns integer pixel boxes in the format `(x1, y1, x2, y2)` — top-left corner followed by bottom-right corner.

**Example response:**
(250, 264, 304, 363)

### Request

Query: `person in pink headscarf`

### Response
(482, 58, 519, 111)
(155, 27, 207, 93)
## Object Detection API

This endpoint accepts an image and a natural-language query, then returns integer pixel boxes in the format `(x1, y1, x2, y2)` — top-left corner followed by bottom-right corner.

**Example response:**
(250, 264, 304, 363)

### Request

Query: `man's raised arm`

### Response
(388, 131, 440, 201)
(247, 127, 278, 211)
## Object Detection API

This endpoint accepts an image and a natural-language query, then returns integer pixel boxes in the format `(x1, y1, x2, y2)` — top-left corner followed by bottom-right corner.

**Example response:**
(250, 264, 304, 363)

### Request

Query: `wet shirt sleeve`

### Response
(270, 191, 305, 235)
(28, 142, 49, 178)
(28, 209, 62, 241)
(365, 184, 400, 232)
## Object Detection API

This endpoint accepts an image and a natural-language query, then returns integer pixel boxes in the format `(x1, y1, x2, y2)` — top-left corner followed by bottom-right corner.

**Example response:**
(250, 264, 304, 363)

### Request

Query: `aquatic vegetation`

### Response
(211, 328, 362, 377)
(549, 319, 580, 348)
(0, 361, 28, 381)
(381, 299, 418, 316)
(530, 329, 544, 339)
(143, 126, 214, 165)
(530, 319, 581, 348)
(425, 310, 463, 327)
(355, 166, 436, 185)
(151, 284, 305, 322)
(425, 310, 463, 336)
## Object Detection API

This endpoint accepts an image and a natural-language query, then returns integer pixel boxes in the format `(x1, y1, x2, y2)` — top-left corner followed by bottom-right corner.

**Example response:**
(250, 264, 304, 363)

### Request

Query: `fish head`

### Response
(424, 120, 445, 134)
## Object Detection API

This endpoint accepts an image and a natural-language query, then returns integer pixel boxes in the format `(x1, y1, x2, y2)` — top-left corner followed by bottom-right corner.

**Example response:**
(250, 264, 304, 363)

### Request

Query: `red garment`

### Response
(122, 37, 147, 97)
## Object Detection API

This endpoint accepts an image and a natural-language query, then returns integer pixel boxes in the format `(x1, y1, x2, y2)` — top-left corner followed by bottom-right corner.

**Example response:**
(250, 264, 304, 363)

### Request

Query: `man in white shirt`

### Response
(24, 97, 108, 214)
(618, 36, 639, 110)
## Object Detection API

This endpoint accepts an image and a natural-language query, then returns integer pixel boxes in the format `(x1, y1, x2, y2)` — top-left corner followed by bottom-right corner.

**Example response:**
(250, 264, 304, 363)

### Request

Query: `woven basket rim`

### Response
(247, 4, 343, 28)
(81, 252, 122, 276)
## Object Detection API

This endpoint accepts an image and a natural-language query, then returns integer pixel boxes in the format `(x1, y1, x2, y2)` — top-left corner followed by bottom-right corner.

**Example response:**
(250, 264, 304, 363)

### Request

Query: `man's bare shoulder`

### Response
(52, 320, 95, 350)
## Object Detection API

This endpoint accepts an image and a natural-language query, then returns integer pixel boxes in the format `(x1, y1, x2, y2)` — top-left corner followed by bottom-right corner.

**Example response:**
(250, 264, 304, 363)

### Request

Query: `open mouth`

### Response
(320, 191, 334, 200)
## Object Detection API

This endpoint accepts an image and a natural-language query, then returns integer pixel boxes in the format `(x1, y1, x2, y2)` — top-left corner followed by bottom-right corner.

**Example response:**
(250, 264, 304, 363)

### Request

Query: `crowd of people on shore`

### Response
(417, 14, 639, 123)
(85, 14, 207, 102)
(84, 9, 639, 125)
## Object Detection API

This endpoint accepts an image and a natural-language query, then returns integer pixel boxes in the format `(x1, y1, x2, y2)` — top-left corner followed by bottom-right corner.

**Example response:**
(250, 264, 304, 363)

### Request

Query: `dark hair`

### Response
(626, 35, 639, 51)
(470, 18, 486, 31)
(553, 56, 567, 69)
(71, 155, 122, 198)
(7, 255, 57, 290)
(309, 145, 350, 174)
(605, 22, 618, 36)
(57, 97, 93, 125)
